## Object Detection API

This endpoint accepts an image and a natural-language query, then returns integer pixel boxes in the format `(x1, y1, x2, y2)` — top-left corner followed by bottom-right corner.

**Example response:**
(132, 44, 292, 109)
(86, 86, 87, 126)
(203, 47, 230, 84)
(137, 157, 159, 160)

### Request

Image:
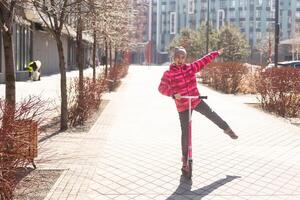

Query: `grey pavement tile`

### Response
(36, 66, 300, 200)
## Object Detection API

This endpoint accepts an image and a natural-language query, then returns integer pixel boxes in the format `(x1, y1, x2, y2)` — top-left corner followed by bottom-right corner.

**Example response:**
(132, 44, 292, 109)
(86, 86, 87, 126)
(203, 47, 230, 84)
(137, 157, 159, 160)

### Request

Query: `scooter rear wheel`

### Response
(182, 160, 193, 179)
(187, 160, 192, 179)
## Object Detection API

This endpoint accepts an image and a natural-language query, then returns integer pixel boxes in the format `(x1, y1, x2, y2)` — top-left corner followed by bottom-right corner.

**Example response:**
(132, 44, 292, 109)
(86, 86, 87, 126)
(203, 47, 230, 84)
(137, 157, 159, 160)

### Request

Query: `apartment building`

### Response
(150, 0, 300, 64)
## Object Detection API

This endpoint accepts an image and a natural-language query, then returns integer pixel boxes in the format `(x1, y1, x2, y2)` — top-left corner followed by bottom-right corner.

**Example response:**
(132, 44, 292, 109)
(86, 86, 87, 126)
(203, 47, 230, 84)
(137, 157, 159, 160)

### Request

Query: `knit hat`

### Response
(174, 46, 187, 58)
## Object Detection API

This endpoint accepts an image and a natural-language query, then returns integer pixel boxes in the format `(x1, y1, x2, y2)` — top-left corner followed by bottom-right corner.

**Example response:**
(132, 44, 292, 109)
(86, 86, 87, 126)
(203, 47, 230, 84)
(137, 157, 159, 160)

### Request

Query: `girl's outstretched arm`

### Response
(190, 49, 223, 73)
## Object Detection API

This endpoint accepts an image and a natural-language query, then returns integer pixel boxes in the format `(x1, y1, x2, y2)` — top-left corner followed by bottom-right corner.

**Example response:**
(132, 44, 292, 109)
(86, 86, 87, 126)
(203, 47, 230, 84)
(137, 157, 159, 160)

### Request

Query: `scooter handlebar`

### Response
(181, 95, 208, 99)
(199, 96, 208, 99)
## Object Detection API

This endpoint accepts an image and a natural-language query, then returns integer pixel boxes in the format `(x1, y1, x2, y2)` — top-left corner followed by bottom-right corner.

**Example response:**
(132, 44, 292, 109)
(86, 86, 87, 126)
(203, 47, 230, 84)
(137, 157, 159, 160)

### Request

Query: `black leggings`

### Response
(178, 100, 230, 158)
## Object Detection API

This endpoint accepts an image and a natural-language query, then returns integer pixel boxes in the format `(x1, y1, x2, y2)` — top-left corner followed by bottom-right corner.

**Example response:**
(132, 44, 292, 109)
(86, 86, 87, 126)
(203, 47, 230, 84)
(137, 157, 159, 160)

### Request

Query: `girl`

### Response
(158, 46, 238, 174)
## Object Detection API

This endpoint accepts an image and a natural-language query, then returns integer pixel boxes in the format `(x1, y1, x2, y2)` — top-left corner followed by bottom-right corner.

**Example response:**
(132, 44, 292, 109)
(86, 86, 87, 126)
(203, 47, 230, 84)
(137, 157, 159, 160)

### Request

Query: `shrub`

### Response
(68, 75, 107, 127)
(107, 64, 129, 91)
(238, 72, 259, 94)
(201, 62, 248, 94)
(255, 68, 300, 117)
(0, 96, 48, 200)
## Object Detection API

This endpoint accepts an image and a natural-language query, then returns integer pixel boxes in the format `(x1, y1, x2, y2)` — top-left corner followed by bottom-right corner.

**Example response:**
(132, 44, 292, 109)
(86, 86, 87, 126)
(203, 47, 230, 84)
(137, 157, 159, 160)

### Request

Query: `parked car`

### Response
(265, 60, 300, 70)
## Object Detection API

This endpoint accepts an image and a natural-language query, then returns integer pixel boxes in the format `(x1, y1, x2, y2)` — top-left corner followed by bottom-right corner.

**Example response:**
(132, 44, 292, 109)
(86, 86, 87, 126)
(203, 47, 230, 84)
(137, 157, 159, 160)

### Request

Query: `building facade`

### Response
(151, 0, 300, 64)
(0, 8, 94, 83)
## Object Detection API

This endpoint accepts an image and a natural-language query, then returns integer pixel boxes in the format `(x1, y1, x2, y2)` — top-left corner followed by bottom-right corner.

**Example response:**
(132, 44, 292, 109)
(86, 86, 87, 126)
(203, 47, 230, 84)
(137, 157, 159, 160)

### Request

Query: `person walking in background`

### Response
(26, 60, 42, 81)
(25, 61, 33, 79)
(158, 46, 238, 174)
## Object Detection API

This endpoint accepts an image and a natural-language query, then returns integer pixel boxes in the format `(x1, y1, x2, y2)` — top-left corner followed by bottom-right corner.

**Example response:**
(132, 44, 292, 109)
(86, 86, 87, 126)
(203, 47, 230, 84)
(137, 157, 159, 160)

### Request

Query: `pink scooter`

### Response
(181, 95, 207, 179)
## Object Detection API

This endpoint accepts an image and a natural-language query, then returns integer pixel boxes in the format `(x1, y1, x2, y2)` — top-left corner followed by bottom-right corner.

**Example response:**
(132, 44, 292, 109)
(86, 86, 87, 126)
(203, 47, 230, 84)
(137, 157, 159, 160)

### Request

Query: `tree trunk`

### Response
(114, 48, 118, 67)
(92, 29, 96, 83)
(0, 0, 16, 110)
(76, 10, 84, 124)
(109, 41, 112, 69)
(3, 30, 16, 109)
(105, 38, 108, 77)
(56, 38, 68, 131)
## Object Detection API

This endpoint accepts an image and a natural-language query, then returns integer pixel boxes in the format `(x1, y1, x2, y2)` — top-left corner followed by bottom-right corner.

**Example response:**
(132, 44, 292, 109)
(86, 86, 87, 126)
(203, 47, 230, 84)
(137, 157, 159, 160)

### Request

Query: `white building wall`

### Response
(32, 31, 68, 75)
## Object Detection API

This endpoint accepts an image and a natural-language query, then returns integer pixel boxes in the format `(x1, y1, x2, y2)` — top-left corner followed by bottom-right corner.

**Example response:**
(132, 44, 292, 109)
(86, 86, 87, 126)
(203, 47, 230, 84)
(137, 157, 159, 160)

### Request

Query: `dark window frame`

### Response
(14, 24, 32, 71)
(0, 30, 2, 73)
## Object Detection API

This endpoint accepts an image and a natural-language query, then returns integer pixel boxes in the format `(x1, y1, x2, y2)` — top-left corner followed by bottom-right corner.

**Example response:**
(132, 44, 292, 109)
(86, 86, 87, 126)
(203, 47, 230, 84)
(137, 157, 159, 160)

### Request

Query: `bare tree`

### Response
(75, 0, 84, 122)
(256, 32, 274, 65)
(88, 0, 136, 75)
(31, 0, 79, 131)
(0, 0, 19, 109)
(74, 0, 94, 123)
(291, 32, 300, 60)
(87, 0, 97, 82)
(291, 15, 300, 60)
(109, 0, 134, 57)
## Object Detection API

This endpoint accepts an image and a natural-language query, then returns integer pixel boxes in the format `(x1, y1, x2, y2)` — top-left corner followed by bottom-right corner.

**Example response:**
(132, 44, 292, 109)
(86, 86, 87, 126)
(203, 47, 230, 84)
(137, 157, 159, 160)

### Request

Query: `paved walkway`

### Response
(37, 65, 300, 200)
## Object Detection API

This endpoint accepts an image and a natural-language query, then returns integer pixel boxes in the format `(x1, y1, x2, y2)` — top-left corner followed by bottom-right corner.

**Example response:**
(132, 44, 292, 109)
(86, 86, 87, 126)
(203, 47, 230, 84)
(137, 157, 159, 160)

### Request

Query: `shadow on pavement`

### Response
(166, 175, 241, 200)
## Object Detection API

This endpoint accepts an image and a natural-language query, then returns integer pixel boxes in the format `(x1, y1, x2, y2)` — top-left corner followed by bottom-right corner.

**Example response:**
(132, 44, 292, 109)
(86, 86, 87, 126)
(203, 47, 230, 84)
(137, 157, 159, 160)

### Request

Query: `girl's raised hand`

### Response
(218, 48, 224, 55)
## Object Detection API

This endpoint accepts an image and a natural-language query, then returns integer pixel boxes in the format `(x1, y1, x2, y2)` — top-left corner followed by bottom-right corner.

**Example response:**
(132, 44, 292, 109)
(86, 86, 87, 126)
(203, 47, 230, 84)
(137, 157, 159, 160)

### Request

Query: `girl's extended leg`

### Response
(194, 100, 238, 139)
(178, 110, 189, 162)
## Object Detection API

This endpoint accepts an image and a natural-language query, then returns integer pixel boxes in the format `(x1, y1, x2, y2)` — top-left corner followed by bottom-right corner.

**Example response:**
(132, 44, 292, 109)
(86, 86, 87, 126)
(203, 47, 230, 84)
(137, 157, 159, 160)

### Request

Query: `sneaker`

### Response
(181, 165, 189, 174)
(181, 156, 188, 171)
(224, 128, 238, 139)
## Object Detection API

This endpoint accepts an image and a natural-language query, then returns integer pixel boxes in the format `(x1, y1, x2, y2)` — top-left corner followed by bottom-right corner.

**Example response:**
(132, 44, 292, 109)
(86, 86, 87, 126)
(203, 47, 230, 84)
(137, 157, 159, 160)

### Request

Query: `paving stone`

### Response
(34, 65, 300, 200)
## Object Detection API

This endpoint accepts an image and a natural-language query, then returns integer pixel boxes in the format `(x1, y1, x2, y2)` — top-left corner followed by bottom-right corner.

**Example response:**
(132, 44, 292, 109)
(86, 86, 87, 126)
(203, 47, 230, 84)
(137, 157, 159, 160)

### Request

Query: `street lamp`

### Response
(147, 0, 152, 64)
(206, 0, 210, 54)
(274, 0, 279, 67)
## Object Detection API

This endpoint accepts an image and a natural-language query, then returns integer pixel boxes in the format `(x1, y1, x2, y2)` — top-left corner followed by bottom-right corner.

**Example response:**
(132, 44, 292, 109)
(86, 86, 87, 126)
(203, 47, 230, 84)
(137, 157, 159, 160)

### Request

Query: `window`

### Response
(161, 4, 166, 13)
(188, 0, 195, 14)
(240, 10, 246, 18)
(250, 21, 254, 29)
(217, 9, 225, 29)
(201, 10, 207, 20)
(161, 13, 166, 33)
(200, 1, 207, 9)
(270, 0, 275, 11)
(210, 0, 216, 10)
(170, 12, 176, 34)
(257, 0, 262, 6)
(68, 39, 76, 69)
(269, 11, 275, 19)
(256, 21, 262, 28)
(0, 30, 2, 73)
(297, 0, 300, 7)
(256, 32, 262, 40)
(170, 1, 176, 11)
(229, 10, 235, 18)
(14, 24, 32, 71)
(296, 23, 300, 32)
(239, 0, 245, 7)
(266, 22, 274, 31)
(296, 11, 300, 19)
(240, 21, 245, 28)
(220, 0, 226, 8)
(249, 31, 253, 39)
(230, 0, 236, 7)
(256, 10, 261, 18)
(15, 25, 20, 71)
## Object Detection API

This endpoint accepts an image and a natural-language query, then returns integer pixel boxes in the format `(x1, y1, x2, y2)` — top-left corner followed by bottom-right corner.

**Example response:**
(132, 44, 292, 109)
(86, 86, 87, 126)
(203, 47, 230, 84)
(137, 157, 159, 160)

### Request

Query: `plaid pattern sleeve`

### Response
(190, 51, 219, 73)
(158, 71, 173, 97)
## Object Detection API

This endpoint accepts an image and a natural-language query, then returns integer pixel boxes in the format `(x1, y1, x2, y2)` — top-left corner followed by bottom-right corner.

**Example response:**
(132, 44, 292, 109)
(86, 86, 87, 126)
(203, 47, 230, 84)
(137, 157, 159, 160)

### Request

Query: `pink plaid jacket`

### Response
(158, 51, 219, 112)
